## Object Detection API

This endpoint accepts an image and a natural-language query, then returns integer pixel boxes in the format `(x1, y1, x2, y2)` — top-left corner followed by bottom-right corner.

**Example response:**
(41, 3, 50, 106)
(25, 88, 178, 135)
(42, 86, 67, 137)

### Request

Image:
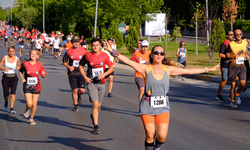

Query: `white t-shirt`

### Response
(35, 39, 42, 49)
(42, 33, 47, 37)
(45, 37, 49, 42)
(49, 37, 54, 44)
(53, 39, 61, 49)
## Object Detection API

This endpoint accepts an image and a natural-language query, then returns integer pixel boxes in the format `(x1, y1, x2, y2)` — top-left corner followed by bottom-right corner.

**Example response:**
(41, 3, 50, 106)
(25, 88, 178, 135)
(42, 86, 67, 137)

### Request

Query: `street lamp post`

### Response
(94, 0, 98, 37)
(43, 0, 45, 31)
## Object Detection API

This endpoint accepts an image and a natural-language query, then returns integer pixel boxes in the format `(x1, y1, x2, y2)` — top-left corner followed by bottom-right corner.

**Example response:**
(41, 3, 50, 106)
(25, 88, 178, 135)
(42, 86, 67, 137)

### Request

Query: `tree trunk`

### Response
(165, 17, 168, 52)
(231, 18, 233, 31)
(209, 57, 211, 66)
(196, 14, 198, 56)
(98, 26, 102, 39)
(175, 25, 178, 44)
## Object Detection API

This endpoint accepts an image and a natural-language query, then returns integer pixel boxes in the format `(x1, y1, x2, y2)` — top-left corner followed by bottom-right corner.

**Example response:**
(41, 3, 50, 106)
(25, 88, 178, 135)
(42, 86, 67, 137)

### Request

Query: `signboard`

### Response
(118, 22, 126, 34)
(145, 13, 166, 36)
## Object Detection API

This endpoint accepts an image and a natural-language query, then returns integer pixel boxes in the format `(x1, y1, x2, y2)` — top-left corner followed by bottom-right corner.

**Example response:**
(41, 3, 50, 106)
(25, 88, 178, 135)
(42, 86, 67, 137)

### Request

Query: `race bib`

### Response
(236, 57, 244, 64)
(92, 68, 103, 78)
(83, 45, 87, 48)
(19, 38, 22, 41)
(73, 60, 79, 67)
(140, 60, 147, 64)
(180, 52, 185, 57)
(5, 36, 7, 38)
(150, 96, 167, 108)
(27, 77, 38, 85)
(14, 36, 16, 38)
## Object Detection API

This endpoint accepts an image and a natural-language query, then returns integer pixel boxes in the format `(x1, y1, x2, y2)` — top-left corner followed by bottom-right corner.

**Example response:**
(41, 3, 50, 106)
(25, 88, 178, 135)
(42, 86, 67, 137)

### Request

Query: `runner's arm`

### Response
(0, 57, 7, 71)
(176, 48, 181, 57)
(79, 56, 92, 83)
(167, 64, 220, 76)
(16, 57, 21, 70)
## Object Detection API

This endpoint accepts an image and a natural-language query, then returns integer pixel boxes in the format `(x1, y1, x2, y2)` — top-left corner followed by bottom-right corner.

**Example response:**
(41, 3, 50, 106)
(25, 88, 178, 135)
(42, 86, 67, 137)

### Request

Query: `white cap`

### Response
(67, 37, 71, 40)
(141, 40, 149, 47)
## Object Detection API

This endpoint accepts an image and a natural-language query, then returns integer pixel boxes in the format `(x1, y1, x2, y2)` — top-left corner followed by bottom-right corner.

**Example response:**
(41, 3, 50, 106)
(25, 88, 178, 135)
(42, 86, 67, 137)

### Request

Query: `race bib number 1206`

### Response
(92, 68, 103, 78)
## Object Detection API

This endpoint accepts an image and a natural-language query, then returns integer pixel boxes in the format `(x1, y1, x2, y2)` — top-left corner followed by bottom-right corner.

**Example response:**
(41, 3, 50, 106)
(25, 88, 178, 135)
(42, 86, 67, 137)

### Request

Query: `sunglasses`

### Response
(181, 44, 185, 46)
(229, 34, 234, 36)
(153, 51, 165, 56)
(236, 34, 242, 36)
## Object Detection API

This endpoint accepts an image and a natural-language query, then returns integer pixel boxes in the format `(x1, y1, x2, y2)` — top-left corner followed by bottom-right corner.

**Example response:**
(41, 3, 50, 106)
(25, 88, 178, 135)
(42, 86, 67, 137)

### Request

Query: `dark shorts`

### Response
(4, 38, 8, 42)
(228, 64, 246, 82)
(45, 42, 49, 44)
(50, 44, 53, 47)
(23, 83, 41, 94)
(104, 68, 114, 78)
(1, 74, 18, 97)
(54, 48, 59, 52)
(135, 77, 144, 89)
(220, 67, 228, 81)
(178, 61, 186, 68)
(27, 38, 31, 40)
(68, 74, 85, 90)
(36, 48, 41, 51)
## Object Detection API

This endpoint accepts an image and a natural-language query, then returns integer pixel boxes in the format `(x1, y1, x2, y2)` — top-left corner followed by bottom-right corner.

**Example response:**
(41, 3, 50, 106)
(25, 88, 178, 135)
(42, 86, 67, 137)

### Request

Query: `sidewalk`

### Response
(116, 62, 250, 87)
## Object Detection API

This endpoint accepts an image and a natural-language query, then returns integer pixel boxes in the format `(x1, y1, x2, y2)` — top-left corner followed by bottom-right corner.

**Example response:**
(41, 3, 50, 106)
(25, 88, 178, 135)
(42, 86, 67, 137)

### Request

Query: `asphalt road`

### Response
(0, 40, 250, 150)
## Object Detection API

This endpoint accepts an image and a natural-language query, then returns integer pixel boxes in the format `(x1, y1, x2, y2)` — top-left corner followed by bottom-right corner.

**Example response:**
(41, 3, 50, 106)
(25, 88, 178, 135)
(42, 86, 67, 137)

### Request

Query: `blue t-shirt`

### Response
(61, 40, 67, 46)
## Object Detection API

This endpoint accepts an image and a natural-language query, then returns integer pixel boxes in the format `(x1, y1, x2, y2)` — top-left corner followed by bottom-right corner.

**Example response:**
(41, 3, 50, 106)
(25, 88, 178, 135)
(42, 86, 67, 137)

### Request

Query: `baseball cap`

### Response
(67, 37, 71, 40)
(137, 41, 141, 44)
(71, 36, 80, 42)
(141, 40, 149, 47)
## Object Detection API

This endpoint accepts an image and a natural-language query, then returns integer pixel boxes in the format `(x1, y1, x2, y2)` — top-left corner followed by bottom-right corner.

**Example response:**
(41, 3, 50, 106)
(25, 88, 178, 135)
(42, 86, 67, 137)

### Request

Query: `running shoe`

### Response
(229, 102, 237, 108)
(72, 105, 78, 112)
(108, 93, 113, 98)
(10, 108, 16, 114)
(90, 114, 94, 127)
(4, 101, 8, 110)
(235, 96, 241, 105)
(54, 55, 57, 59)
(182, 77, 186, 81)
(23, 109, 30, 118)
(78, 95, 82, 104)
(216, 95, 225, 103)
(93, 125, 100, 134)
(29, 118, 36, 125)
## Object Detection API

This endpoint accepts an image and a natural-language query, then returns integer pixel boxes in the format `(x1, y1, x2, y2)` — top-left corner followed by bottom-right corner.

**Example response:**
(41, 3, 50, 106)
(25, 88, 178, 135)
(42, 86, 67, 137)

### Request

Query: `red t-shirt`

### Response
(26, 32, 31, 38)
(20, 61, 47, 93)
(79, 51, 113, 84)
(62, 46, 87, 75)
(51, 33, 55, 37)
(131, 50, 151, 78)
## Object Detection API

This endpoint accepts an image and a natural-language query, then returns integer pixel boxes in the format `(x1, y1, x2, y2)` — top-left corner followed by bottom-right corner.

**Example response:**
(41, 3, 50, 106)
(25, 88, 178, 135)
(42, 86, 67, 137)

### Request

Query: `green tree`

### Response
(0, 7, 7, 21)
(189, 2, 205, 56)
(106, 20, 124, 49)
(125, 20, 139, 53)
(15, 7, 38, 29)
(238, 0, 247, 19)
(208, 18, 226, 65)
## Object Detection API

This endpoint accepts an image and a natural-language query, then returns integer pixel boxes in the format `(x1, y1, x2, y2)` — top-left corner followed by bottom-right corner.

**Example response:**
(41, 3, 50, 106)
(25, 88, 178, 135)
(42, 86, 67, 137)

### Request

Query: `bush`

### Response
(125, 20, 139, 53)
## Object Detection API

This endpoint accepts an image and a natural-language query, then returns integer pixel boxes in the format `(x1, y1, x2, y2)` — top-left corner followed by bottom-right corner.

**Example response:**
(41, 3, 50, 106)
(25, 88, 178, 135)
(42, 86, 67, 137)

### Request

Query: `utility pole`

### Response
(94, 0, 98, 37)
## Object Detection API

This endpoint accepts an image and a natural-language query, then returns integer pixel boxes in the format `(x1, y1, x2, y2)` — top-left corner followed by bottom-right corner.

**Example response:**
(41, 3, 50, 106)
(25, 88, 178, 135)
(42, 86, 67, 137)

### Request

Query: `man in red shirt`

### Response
(79, 38, 114, 134)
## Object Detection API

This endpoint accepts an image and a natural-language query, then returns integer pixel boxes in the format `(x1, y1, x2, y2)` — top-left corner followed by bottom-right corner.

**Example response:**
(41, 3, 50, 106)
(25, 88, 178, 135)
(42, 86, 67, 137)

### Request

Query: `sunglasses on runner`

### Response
(229, 34, 234, 36)
(153, 51, 165, 56)
(236, 34, 242, 36)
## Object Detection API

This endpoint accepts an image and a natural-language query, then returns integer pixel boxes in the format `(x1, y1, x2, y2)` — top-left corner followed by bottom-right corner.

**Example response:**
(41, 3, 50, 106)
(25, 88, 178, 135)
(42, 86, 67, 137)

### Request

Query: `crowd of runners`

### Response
(1, 19, 250, 150)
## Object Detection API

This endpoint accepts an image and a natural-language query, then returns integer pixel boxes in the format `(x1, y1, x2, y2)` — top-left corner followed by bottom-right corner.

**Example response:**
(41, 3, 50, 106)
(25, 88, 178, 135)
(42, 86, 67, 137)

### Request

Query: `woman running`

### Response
(19, 50, 47, 125)
(176, 41, 187, 81)
(104, 41, 219, 150)
(0, 46, 21, 114)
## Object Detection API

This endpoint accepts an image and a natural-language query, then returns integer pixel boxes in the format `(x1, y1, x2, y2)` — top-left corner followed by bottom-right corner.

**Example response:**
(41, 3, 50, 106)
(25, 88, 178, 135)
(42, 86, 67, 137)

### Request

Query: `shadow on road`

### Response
(0, 109, 25, 123)
(80, 104, 139, 117)
(17, 99, 72, 110)
(35, 115, 93, 132)
(8, 136, 112, 150)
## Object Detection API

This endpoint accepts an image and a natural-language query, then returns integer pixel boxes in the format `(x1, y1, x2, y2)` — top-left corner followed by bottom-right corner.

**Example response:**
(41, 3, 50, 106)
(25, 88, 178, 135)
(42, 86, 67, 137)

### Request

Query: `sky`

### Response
(0, 0, 18, 9)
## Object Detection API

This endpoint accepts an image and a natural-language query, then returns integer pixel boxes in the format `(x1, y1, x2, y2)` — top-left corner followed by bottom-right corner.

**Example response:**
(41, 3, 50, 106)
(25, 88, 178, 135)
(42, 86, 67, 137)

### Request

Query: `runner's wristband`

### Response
(111, 49, 119, 57)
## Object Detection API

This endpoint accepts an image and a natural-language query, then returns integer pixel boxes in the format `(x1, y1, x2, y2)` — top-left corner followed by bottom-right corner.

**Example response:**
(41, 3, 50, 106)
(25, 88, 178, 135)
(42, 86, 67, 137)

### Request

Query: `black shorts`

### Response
(1, 74, 18, 97)
(27, 38, 31, 40)
(50, 44, 53, 47)
(228, 64, 246, 82)
(68, 74, 85, 90)
(4, 38, 8, 42)
(37, 48, 41, 51)
(104, 68, 114, 78)
(45, 42, 49, 44)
